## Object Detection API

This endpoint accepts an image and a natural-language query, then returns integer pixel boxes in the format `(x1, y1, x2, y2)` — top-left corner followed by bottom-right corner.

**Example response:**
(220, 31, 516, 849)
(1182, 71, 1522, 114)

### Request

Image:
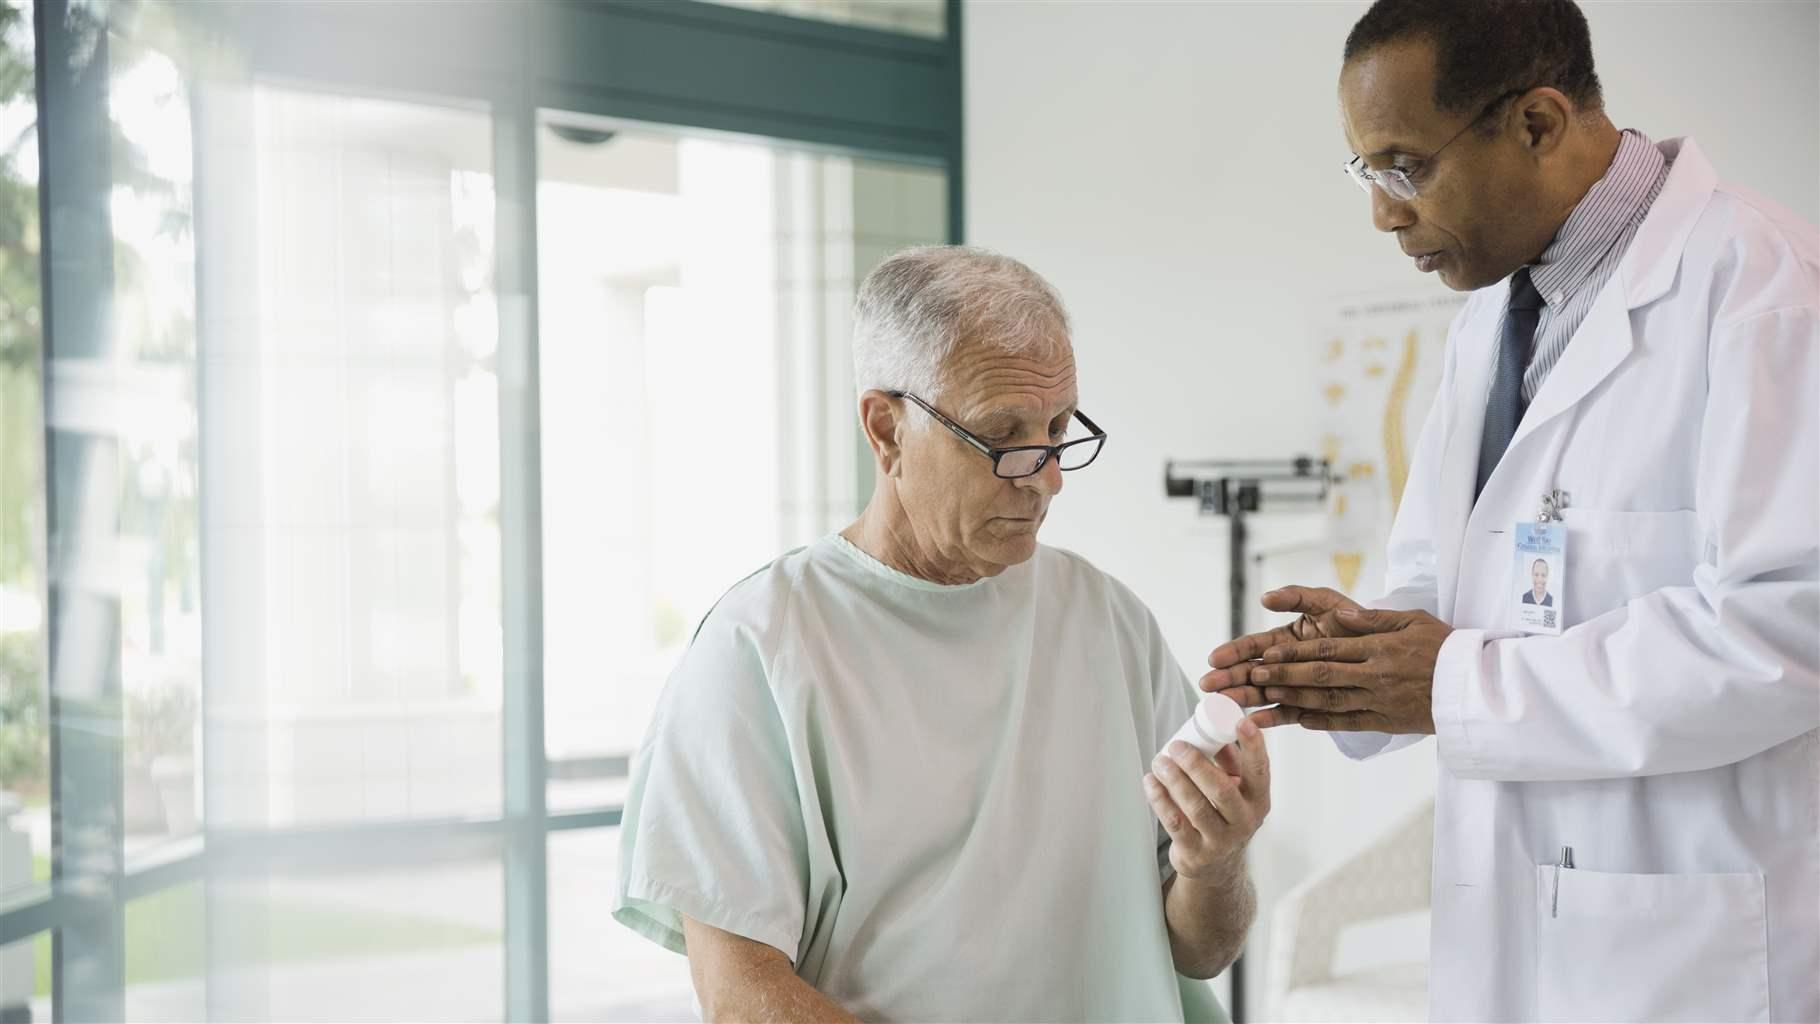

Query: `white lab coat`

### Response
(1338, 138, 1820, 1022)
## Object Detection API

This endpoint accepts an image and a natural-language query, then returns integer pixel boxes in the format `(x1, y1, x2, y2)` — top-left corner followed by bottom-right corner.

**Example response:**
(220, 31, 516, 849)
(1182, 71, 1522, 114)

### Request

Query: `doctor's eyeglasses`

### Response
(888, 390, 1107, 480)
(1343, 87, 1528, 201)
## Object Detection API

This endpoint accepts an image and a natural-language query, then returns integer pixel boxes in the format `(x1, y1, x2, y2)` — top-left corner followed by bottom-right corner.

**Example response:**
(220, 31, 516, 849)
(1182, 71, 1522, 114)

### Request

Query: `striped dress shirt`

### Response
(1518, 130, 1671, 401)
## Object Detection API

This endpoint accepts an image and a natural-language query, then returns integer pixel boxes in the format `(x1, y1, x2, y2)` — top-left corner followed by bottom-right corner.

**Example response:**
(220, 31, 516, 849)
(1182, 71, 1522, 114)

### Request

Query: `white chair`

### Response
(1265, 798, 1433, 1022)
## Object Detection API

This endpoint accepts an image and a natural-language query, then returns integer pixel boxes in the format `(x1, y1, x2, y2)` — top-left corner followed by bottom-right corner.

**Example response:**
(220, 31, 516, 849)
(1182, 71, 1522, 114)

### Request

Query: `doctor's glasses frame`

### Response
(887, 390, 1108, 480)
(1344, 86, 1530, 201)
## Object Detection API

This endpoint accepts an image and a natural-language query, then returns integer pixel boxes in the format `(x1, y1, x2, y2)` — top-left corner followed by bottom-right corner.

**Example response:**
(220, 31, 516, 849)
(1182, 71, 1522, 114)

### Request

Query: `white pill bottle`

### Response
(1162, 691, 1247, 760)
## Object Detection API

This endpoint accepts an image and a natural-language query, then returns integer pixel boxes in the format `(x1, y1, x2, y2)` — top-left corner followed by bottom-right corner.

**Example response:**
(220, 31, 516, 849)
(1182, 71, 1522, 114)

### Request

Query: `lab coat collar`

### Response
(1623, 138, 1719, 310)
(1489, 139, 1720, 497)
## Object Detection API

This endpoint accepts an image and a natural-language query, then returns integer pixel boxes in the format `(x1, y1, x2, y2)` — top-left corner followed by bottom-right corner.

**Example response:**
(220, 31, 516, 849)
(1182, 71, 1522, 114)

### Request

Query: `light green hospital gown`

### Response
(614, 534, 1231, 1023)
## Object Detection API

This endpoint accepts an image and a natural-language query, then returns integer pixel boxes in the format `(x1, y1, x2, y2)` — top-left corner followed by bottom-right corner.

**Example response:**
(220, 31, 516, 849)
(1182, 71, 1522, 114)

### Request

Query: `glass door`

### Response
(533, 112, 947, 1019)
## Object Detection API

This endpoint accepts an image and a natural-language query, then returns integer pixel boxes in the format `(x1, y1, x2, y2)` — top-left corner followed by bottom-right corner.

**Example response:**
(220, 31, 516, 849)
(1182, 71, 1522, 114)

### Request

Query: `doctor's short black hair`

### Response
(1343, 0, 1604, 123)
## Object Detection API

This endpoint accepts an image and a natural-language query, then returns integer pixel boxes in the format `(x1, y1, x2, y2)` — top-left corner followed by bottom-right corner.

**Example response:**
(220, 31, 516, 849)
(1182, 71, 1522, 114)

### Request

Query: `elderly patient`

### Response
(612, 246, 1269, 1022)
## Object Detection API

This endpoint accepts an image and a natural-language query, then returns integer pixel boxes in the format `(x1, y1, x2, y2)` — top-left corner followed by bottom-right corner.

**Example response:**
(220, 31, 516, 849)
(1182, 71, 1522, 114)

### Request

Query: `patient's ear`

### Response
(858, 390, 904, 477)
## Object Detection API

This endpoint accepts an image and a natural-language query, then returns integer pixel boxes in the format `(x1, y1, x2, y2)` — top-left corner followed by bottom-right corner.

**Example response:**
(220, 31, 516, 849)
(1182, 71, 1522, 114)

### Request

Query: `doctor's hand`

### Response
(1142, 719, 1270, 879)
(1200, 586, 1369, 728)
(1208, 586, 1450, 735)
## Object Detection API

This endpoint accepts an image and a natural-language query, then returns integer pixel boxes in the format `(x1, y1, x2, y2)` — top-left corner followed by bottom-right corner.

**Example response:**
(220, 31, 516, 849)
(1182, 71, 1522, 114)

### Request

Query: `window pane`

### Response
(549, 828, 693, 1021)
(206, 852, 504, 1021)
(0, 0, 46, 903)
(698, 0, 946, 38)
(535, 116, 947, 810)
(197, 86, 503, 829)
(109, 16, 204, 862)
(126, 880, 206, 1022)
(1, 934, 47, 1022)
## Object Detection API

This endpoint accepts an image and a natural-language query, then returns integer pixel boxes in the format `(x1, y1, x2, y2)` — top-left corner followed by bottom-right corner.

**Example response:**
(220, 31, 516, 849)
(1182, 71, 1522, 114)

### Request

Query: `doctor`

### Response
(1205, 1, 1819, 1021)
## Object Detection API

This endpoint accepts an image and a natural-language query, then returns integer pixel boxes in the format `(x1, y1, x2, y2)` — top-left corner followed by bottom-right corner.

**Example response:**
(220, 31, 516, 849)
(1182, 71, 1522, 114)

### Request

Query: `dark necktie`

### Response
(1475, 267, 1545, 502)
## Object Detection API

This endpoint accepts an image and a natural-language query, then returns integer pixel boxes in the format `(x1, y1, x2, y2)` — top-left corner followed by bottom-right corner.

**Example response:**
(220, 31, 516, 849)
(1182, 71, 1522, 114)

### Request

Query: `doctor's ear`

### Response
(858, 390, 907, 477)
(1513, 87, 1575, 160)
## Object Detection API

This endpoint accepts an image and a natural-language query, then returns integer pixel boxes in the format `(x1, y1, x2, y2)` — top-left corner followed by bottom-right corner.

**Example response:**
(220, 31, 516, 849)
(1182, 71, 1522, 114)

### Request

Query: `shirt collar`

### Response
(1529, 129, 1668, 307)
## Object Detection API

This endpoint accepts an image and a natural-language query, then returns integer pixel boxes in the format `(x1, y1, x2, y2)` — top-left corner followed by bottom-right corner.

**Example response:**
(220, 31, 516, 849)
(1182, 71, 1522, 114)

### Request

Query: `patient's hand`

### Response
(1200, 585, 1366, 727)
(1143, 718, 1270, 880)
(1144, 720, 1269, 977)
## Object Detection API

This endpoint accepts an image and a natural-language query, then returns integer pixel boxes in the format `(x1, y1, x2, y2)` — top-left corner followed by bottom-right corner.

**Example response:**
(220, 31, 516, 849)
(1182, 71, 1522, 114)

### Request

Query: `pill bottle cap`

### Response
(1192, 692, 1246, 748)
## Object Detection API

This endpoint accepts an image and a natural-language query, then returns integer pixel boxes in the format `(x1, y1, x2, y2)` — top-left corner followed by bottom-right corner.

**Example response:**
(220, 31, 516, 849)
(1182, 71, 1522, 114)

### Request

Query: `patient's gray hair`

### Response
(852, 246, 1070, 400)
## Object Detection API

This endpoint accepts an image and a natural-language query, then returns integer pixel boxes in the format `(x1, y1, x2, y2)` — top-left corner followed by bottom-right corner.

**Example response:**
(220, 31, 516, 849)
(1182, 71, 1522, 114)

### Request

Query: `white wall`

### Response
(964, 0, 1819, 1013)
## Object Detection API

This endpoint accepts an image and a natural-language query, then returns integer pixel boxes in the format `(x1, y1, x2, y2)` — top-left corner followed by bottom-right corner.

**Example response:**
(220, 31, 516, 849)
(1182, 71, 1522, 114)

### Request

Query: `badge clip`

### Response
(1538, 489, 1571, 523)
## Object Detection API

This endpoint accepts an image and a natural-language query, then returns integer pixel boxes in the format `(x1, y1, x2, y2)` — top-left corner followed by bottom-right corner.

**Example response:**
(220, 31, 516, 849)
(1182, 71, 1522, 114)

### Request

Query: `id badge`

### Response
(1513, 521, 1566, 635)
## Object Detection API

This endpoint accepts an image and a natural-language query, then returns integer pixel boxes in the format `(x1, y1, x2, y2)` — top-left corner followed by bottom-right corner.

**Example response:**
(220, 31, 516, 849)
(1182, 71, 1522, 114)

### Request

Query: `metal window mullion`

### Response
(945, 0, 964, 245)
(495, 76, 550, 1023)
(188, 61, 258, 1024)
(34, 1, 125, 1021)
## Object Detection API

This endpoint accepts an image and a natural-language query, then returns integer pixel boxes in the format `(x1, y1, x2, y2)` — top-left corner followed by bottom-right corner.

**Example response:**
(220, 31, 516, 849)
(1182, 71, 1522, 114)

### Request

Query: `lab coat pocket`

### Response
(1562, 508, 1702, 624)
(1533, 864, 1770, 1023)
